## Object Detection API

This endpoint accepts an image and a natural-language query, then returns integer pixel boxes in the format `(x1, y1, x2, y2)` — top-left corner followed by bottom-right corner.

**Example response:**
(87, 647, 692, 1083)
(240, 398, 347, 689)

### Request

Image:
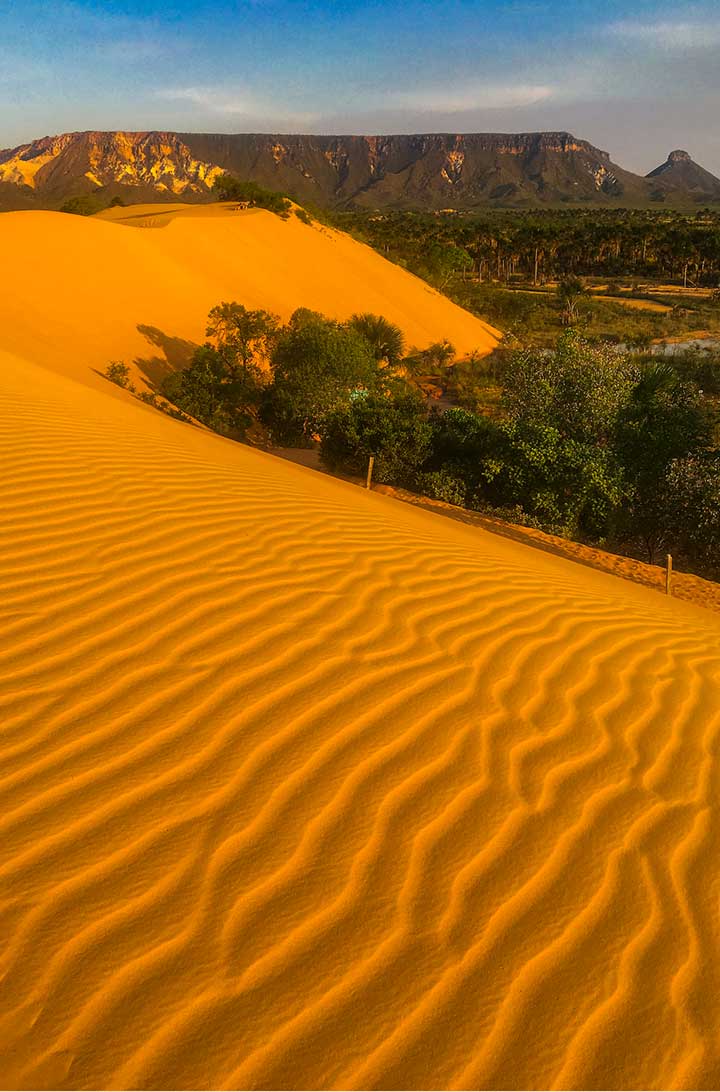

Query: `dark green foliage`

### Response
(162, 346, 234, 432)
(665, 347, 720, 396)
(403, 339, 456, 377)
(60, 194, 104, 216)
(480, 419, 627, 538)
(330, 207, 720, 291)
(69, 195, 97, 216)
(423, 407, 501, 505)
(556, 277, 588, 325)
(503, 332, 638, 444)
(212, 174, 291, 217)
(104, 361, 135, 391)
(320, 392, 432, 485)
(476, 333, 637, 536)
(206, 301, 278, 377)
(161, 302, 278, 435)
(664, 455, 720, 575)
(294, 207, 313, 225)
(348, 313, 405, 366)
(415, 468, 467, 506)
(616, 362, 710, 561)
(261, 310, 380, 443)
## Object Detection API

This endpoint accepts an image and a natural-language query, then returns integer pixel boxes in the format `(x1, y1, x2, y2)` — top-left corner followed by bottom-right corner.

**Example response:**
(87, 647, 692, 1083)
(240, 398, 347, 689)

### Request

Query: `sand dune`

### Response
(2, 208, 720, 1090)
(2, 338, 720, 1090)
(0, 204, 499, 390)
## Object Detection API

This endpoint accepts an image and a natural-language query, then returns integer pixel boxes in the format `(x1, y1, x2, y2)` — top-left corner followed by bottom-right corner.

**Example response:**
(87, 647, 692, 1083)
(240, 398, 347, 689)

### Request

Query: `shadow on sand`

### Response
(134, 324, 199, 388)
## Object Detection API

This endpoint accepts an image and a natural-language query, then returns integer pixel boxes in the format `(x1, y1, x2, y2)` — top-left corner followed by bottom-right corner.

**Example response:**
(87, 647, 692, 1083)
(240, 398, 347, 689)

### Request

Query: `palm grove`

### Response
(104, 294, 720, 581)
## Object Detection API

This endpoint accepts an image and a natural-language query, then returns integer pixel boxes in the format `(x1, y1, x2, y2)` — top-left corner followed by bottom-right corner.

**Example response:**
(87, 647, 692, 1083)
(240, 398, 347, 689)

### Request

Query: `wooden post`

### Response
(666, 553, 673, 596)
(366, 455, 375, 490)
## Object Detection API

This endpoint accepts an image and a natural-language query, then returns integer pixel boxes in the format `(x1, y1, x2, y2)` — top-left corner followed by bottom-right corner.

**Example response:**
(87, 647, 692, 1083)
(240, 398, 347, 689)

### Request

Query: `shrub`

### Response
(60, 194, 103, 216)
(104, 361, 135, 391)
(262, 310, 380, 443)
(416, 468, 467, 506)
(212, 174, 291, 217)
(320, 391, 432, 486)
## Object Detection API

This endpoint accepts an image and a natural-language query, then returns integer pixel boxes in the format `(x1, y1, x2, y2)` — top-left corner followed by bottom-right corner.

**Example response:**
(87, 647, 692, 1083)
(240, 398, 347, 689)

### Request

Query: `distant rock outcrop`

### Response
(1, 130, 719, 211)
(646, 149, 720, 198)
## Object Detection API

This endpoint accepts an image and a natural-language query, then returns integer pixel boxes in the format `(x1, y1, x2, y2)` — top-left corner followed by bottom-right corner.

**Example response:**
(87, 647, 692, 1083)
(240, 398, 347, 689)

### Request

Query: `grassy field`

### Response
(447, 278, 720, 349)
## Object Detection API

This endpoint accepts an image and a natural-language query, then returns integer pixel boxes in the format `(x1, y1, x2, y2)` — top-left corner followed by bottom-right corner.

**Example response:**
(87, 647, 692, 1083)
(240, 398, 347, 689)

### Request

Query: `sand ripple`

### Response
(2, 352, 720, 1089)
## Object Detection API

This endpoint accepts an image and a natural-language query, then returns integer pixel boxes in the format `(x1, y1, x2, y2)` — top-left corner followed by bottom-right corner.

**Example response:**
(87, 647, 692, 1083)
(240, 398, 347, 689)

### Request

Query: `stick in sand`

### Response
(366, 455, 375, 490)
(666, 553, 673, 596)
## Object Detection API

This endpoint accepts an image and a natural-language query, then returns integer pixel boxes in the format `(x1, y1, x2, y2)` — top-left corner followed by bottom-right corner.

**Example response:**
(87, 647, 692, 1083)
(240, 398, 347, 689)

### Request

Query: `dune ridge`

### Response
(0, 205, 499, 390)
(2, 344, 720, 1090)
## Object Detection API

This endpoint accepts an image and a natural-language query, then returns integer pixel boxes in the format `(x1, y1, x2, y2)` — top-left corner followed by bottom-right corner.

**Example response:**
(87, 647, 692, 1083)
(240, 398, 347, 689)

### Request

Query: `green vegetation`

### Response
(105, 294, 720, 582)
(330, 208, 720, 348)
(102, 360, 191, 423)
(259, 310, 383, 443)
(60, 193, 127, 216)
(321, 392, 431, 484)
(332, 207, 720, 287)
(60, 194, 106, 216)
(212, 174, 292, 217)
(104, 361, 136, 391)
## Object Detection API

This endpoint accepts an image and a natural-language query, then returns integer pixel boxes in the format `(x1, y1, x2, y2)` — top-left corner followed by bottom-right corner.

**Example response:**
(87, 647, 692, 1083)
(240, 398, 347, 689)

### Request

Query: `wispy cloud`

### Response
(156, 86, 320, 127)
(607, 19, 720, 50)
(387, 82, 555, 113)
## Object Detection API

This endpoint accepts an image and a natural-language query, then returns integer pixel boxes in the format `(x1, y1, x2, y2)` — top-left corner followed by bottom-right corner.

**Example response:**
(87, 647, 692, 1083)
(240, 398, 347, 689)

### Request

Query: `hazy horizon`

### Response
(2, 0, 719, 176)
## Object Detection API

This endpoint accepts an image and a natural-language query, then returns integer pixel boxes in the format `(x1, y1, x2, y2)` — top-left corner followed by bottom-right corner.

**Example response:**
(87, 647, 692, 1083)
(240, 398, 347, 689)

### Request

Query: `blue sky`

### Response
(2, 0, 719, 174)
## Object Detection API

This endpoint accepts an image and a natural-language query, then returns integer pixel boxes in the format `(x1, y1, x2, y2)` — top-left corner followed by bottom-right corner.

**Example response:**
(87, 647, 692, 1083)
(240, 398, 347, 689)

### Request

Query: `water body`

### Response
(617, 338, 720, 356)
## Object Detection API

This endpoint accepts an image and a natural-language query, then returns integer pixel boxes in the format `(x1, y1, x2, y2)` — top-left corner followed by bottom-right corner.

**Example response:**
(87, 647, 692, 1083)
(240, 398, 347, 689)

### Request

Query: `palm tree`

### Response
(556, 277, 588, 326)
(348, 313, 405, 367)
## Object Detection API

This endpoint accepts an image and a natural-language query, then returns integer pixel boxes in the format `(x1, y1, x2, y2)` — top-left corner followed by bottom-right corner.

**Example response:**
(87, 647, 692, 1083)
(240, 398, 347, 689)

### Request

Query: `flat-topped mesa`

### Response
(0, 129, 718, 209)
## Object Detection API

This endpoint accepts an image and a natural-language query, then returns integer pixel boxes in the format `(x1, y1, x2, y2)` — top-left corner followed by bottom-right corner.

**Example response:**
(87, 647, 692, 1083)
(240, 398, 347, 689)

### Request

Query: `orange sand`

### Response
(0, 204, 499, 390)
(2, 211, 720, 1091)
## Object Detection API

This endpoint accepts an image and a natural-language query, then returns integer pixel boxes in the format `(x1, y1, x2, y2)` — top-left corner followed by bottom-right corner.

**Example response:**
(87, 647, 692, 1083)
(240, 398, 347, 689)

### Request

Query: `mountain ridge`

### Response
(1, 129, 718, 210)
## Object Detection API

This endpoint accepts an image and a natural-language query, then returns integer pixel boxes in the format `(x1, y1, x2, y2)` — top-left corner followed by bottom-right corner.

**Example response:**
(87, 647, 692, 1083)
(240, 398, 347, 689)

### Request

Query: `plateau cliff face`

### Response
(0, 130, 717, 211)
(0, 131, 222, 205)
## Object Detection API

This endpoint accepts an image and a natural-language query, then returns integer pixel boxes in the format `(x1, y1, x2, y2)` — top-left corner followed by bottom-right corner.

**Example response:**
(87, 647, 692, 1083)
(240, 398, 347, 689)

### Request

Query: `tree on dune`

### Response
(348, 313, 405, 368)
(212, 174, 291, 217)
(261, 310, 380, 444)
(206, 302, 279, 379)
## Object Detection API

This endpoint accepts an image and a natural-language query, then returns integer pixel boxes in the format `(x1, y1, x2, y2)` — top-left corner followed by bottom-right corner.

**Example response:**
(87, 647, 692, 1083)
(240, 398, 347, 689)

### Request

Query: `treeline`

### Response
(123, 301, 720, 580)
(332, 208, 720, 288)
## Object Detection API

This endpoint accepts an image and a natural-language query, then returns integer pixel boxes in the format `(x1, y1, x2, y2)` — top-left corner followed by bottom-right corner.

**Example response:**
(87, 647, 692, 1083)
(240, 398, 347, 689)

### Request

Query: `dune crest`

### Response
(2, 340, 720, 1089)
(0, 204, 499, 391)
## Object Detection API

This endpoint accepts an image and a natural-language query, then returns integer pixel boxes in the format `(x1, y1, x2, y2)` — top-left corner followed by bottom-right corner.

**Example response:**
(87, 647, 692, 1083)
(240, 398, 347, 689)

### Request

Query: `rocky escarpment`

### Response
(0, 130, 718, 210)
(0, 131, 222, 204)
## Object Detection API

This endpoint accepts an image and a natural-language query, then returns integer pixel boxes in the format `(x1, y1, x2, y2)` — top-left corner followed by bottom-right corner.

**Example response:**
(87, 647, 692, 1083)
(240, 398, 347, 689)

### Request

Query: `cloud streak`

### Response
(388, 83, 555, 113)
(607, 19, 720, 50)
(156, 86, 320, 127)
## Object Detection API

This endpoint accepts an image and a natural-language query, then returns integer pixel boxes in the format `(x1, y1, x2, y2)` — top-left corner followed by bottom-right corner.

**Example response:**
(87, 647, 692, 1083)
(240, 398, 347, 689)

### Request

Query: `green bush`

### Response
(262, 310, 380, 444)
(320, 391, 431, 485)
(104, 361, 135, 391)
(212, 174, 291, 217)
(60, 194, 103, 216)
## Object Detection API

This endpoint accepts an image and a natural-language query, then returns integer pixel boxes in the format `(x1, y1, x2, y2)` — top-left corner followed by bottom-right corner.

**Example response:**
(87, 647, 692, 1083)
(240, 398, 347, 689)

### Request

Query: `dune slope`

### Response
(0, 205, 499, 388)
(2, 344, 720, 1091)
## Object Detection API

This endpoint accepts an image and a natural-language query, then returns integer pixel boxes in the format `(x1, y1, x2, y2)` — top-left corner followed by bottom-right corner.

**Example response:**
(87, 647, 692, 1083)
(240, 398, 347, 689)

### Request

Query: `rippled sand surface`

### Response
(1, 209, 719, 1090)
